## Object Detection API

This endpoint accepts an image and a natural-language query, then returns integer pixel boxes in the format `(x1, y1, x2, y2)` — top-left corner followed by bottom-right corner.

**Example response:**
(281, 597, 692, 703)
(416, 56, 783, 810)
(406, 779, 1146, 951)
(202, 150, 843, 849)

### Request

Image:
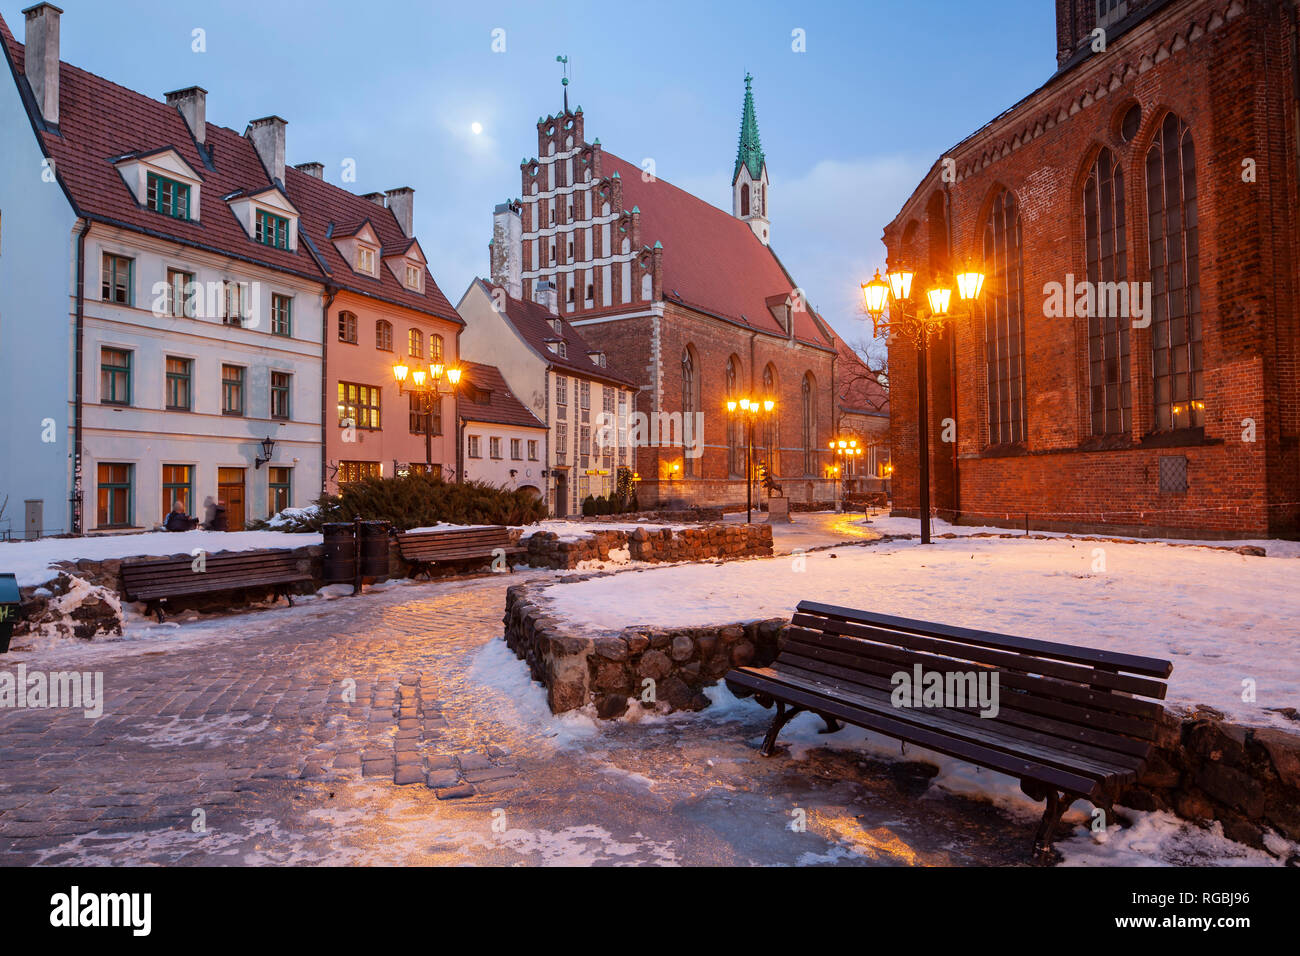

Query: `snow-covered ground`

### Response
(541, 534, 1300, 728)
(0, 529, 324, 588)
(516, 519, 689, 543)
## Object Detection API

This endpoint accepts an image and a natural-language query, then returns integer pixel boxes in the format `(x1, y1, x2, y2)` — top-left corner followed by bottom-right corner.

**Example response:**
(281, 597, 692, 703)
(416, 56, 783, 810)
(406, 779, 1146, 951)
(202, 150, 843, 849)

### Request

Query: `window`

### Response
(579, 426, 591, 465)
(337, 461, 381, 484)
(356, 246, 376, 275)
(161, 464, 193, 521)
(1096, 0, 1128, 29)
(490, 437, 503, 459)
(408, 328, 423, 359)
(741, 183, 751, 217)
(165, 356, 192, 411)
(100, 348, 132, 406)
(271, 294, 292, 337)
(510, 438, 522, 460)
(146, 172, 190, 220)
(468, 435, 482, 458)
(255, 209, 289, 249)
(338, 311, 358, 344)
(762, 364, 779, 468)
(557, 341, 567, 358)
(579, 380, 590, 423)
(223, 281, 249, 326)
(221, 364, 245, 416)
(801, 372, 817, 475)
(376, 320, 393, 351)
(430, 334, 444, 364)
(527, 439, 539, 461)
(96, 463, 133, 528)
(102, 253, 133, 305)
(270, 371, 292, 420)
(405, 264, 422, 290)
(409, 392, 441, 435)
(555, 423, 568, 465)
(166, 268, 196, 318)
(268, 466, 292, 514)
(556, 374, 568, 415)
(681, 346, 698, 477)
(1084, 147, 1131, 436)
(338, 381, 381, 429)
(983, 190, 1027, 446)
(1147, 113, 1203, 432)
(726, 355, 741, 476)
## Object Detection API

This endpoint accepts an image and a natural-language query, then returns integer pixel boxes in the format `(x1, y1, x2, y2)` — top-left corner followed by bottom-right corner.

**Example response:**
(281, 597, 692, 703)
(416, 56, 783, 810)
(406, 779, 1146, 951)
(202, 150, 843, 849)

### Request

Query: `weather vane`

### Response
(556, 54, 571, 112)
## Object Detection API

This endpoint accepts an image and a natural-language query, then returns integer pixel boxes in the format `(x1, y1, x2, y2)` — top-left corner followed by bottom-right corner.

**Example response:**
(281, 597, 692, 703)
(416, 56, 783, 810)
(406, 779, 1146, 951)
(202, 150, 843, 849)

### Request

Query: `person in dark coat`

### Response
(208, 500, 228, 532)
(163, 500, 198, 532)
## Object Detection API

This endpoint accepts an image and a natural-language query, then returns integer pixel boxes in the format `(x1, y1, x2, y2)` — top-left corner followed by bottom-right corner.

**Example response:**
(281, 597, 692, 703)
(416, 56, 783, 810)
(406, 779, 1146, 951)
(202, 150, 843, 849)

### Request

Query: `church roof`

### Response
(732, 72, 766, 184)
(602, 152, 835, 350)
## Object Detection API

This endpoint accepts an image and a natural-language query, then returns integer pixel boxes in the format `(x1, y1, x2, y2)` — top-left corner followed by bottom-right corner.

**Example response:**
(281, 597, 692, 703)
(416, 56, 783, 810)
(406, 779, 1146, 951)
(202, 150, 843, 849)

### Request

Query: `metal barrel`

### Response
(322, 522, 357, 584)
(358, 520, 392, 577)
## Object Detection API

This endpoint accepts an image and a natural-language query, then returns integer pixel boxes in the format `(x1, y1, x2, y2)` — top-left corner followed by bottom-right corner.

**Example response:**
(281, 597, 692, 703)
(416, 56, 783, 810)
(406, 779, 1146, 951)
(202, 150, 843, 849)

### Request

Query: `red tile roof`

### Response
(0, 13, 458, 321)
(601, 151, 836, 351)
(477, 280, 639, 389)
(458, 361, 545, 429)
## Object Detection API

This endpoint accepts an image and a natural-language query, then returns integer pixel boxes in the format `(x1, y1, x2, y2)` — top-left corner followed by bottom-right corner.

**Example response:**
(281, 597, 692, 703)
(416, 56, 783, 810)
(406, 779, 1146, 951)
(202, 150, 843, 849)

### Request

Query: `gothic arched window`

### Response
(801, 372, 817, 475)
(763, 364, 779, 474)
(682, 346, 699, 477)
(983, 189, 1027, 445)
(726, 356, 742, 477)
(1084, 146, 1130, 436)
(1146, 113, 1203, 431)
(740, 183, 750, 217)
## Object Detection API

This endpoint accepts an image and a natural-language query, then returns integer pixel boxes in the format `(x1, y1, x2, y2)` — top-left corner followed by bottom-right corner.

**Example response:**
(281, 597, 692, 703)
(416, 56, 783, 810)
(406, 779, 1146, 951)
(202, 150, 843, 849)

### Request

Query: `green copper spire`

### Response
(733, 72, 765, 184)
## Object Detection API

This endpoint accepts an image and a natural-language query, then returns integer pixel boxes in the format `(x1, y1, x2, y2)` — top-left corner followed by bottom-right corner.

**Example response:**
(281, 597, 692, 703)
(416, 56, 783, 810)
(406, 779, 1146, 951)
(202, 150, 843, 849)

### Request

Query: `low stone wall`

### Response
(524, 523, 772, 570)
(503, 578, 783, 718)
(501, 583, 1300, 854)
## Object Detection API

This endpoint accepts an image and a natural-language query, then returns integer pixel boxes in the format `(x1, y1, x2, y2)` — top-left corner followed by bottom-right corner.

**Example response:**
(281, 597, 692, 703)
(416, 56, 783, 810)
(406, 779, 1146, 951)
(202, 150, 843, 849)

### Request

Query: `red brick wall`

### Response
(886, 0, 1299, 538)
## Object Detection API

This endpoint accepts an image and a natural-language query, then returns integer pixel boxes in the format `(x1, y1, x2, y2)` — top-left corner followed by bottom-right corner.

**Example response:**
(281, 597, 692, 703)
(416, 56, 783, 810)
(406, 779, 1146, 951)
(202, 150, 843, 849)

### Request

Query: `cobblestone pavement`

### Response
(0, 569, 1037, 866)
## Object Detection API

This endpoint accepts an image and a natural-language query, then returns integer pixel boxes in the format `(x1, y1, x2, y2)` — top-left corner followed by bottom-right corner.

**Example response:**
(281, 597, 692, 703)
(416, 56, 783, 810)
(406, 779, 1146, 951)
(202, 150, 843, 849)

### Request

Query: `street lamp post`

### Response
(392, 360, 462, 478)
(727, 397, 775, 524)
(861, 264, 983, 544)
(827, 437, 863, 513)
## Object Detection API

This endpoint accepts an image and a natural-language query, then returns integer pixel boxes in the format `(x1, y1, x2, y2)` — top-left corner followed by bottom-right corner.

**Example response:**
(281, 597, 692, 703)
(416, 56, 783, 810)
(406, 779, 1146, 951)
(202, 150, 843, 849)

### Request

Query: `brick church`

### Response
(884, 0, 1298, 538)
(488, 75, 888, 510)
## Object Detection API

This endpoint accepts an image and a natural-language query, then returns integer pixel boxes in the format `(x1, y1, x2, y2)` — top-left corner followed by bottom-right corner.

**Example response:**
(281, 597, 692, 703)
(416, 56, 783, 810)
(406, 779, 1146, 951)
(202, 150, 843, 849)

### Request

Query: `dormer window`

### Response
(147, 173, 190, 220)
(356, 246, 376, 275)
(256, 210, 290, 249)
(551, 318, 563, 335)
(405, 264, 423, 291)
(588, 352, 606, 368)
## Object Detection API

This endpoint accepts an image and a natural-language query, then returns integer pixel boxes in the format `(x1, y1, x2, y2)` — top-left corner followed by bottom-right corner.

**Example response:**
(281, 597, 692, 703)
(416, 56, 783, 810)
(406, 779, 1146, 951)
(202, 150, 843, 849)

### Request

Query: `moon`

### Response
(471, 121, 483, 135)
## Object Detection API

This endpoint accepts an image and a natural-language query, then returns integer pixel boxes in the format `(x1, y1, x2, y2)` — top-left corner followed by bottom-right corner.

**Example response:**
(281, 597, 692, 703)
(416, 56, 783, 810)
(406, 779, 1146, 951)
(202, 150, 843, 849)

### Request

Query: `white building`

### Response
(456, 279, 638, 517)
(0, 6, 323, 534)
(457, 362, 548, 499)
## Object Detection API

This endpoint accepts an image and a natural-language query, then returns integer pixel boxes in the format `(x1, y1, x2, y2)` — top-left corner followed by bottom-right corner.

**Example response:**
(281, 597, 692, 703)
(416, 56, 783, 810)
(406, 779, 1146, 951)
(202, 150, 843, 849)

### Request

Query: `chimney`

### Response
(535, 279, 559, 316)
(385, 187, 415, 238)
(362, 192, 387, 207)
(22, 3, 62, 126)
(245, 116, 288, 185)
(491, 201, 523, 299)
(294, 162, 324, 179)
(165, 86, 207, 145)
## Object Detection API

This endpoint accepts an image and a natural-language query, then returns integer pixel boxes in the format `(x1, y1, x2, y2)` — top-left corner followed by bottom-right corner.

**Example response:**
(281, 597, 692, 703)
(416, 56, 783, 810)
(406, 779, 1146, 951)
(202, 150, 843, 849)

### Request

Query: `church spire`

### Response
(733, 72, 766, 185)
(731, 72, 771, 245)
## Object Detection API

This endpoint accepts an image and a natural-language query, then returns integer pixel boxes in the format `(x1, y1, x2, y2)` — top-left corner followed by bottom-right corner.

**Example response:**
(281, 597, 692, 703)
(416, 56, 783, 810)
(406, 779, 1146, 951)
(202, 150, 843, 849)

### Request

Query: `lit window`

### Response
(408, 328, 423, 358)
(337, 381, 382, 430)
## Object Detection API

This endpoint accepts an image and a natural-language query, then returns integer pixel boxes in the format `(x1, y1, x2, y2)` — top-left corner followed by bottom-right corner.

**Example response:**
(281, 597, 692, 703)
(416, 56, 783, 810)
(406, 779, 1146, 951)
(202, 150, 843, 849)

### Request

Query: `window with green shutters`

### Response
(97, 463, 133, 528)
(255, 210, 290, 249)
(222, 364, 245, 416)
(268, 467, 292, 514)
(146, 172, 190, 220)
(165, 356, 192, 411)
(161, 464, 194, 519)
(101, 347, 132, 405)
(271, 294, 292, 336)
(271, 371, 292, 420)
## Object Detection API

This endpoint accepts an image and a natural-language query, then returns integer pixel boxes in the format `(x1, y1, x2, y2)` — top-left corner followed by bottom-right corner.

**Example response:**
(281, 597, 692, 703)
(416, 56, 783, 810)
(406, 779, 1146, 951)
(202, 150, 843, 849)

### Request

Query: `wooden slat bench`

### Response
(395, 526, 524, 579)
(121, 549, 311, 623)
(725, 601, 1173, 860)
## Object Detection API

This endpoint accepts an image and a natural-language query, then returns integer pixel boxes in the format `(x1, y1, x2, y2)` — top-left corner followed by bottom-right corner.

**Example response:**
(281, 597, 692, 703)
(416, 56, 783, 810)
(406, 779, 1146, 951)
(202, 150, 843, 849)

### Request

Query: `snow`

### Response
(404, 522, 503, 534)
(516, 519, 688, 543)
(542, 535, 1300, 727)
(0, 529, 323, 588)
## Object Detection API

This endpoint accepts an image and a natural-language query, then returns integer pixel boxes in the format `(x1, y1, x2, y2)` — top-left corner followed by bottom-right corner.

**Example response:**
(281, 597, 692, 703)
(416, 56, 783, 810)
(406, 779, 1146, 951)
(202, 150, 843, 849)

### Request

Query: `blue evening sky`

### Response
(6, 0, 1057, 347)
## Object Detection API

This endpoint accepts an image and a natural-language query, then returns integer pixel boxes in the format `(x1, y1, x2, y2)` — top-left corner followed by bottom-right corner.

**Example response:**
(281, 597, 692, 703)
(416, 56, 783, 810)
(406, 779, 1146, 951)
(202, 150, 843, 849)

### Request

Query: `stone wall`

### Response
(524, 523, 772, 570)
(502, 583, 1300, 853)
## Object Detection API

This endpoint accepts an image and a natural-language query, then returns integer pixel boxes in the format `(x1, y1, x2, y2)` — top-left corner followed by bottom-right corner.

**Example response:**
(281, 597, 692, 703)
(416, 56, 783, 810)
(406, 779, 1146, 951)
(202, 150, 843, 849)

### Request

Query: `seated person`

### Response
(163, 500, 198, 532)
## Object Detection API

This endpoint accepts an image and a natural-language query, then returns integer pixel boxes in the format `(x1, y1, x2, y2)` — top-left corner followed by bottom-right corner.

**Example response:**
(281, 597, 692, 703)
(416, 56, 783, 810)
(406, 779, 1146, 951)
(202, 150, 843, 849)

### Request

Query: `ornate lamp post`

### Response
(861, 263, 983, 544)
(392, 360, 462, 478)
(826, 437, 863, 513)
(727, 396, 776, 524)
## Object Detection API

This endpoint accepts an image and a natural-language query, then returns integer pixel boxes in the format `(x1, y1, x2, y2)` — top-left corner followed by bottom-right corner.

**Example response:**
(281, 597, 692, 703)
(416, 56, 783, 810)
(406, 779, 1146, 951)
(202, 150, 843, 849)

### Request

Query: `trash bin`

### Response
(322, 522, 356, 585)
(0, 572, 20, 654)
(358, 521, 392, 578)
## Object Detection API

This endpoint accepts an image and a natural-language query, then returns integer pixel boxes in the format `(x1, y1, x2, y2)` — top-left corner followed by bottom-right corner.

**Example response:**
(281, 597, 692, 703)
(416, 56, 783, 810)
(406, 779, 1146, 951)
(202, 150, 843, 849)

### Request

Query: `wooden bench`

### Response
(725, 601, 1173, 860)
(395, 526, 524, 579)
(121, 549, 311, 622)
